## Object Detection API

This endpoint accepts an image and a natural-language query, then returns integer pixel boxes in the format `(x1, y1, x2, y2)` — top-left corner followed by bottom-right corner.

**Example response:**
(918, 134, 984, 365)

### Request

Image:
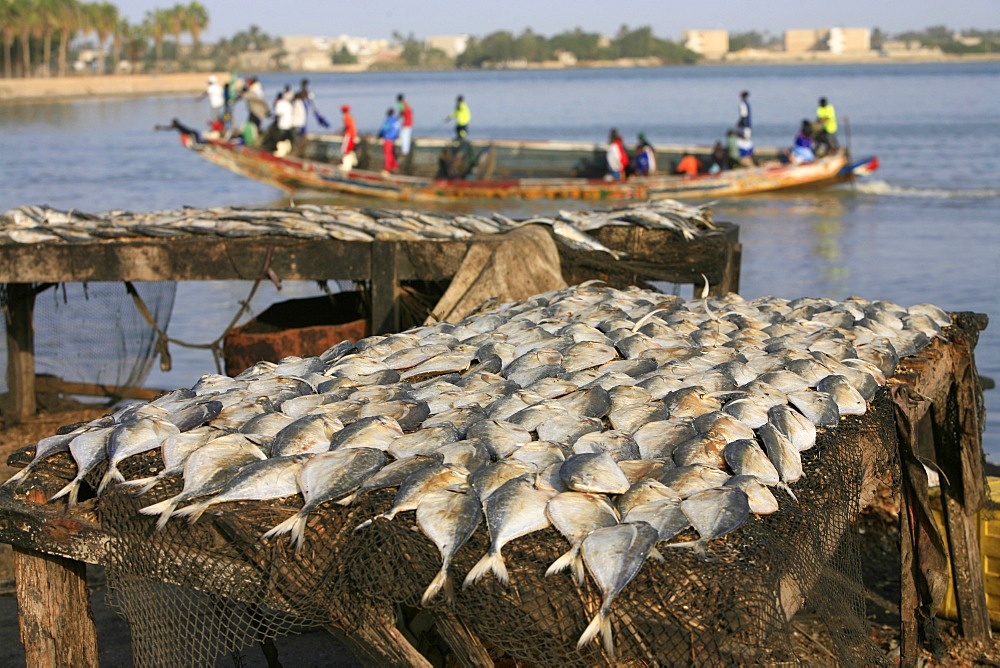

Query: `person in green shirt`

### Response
(814, 97, 839, 154)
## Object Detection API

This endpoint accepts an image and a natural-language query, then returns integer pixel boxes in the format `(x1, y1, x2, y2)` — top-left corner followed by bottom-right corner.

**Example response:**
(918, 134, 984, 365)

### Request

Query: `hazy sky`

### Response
(113, 0, 999, 42)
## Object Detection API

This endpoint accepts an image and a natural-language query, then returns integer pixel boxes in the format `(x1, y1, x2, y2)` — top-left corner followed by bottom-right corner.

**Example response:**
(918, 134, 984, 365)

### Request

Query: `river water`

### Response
(1, 62, 998, 461)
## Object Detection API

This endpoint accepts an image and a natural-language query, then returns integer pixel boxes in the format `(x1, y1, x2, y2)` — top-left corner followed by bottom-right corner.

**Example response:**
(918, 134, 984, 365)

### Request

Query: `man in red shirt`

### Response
(396, 93, 414, 156)
(340, 105, 358, 169)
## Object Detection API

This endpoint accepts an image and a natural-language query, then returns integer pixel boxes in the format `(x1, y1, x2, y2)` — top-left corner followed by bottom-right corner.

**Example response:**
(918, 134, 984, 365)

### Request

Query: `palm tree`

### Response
(168, 3, 186, 68)
(0, 0, 19, 78)
(37, 0, 61, 77)
(185, 1, 208, 58)
(144, 8, 169, 73)
(85, 1, 118, 74)
(19, 0, 41, 77)
(53, 0, 83, 77)
(117, 18, 148, 72)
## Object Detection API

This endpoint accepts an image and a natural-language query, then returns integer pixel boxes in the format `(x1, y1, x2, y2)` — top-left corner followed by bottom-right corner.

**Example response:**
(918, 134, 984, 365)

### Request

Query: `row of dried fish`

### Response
(4, 283, 948, 657)
(0, 200, 716, 250)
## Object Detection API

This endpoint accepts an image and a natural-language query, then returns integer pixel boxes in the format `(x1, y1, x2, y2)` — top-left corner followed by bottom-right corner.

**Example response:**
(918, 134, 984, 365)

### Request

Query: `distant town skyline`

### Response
(111, 0, 1000, 42)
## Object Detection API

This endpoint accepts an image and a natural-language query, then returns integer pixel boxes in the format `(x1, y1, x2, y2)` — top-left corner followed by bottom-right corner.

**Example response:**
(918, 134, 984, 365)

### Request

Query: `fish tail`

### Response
(572, 555, 589, 586)
(139, 499, 178, 531)
(463, 550, 507, 587)
(3, 466, 31, 488)
(96, 466, 123, 496)
(119, 475, 157, 494)
(577, 611, 606, 651)
(648, 546, 665, 562)
(262, 512, 301, 542)
(50, 479, 79, 506)
(353, 517, 376, 532)
(545, 547, 577, 578)
(421, 568, 451, 606)
(172, 502, 208, 525)
(779, 483, 799, 503)
(336, 491, 359, 506)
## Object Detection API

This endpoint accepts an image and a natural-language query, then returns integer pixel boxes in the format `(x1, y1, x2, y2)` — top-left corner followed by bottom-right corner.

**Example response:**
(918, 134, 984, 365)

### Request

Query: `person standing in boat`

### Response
(737, 90, 751, 137)
(736, 127, 756, 167)
(340, 105, 358, 170)
(633, 133, 656, 176)
(239, 77, 270, 139)
(605, 128, 628, 181)
(446, 95, 471, 140)
(378, 107, 401, 173)
(397, 93, 414, 156)
(198, 75, 225, 126)
(814, 97, 839, 154)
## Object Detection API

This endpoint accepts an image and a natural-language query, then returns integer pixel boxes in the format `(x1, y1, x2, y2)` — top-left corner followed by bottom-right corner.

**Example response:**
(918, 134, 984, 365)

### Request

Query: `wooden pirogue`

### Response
(176, 128, 879, 202)
(0, 284, 989, 666)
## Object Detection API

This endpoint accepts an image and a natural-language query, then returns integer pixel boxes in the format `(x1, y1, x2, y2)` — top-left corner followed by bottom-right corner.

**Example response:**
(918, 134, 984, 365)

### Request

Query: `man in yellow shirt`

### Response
(815, 97, 839, 153)
(447, 95, 471, 140)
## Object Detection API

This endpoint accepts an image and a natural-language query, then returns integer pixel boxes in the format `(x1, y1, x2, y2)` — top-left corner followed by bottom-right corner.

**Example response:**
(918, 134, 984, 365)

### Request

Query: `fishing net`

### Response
(53, 392, 898, 667)
(0, 282, 174, 407)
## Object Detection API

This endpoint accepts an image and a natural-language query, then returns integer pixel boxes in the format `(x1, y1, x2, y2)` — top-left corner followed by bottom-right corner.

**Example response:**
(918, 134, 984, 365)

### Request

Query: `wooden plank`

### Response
(35, 376, 165, 402)
(2, 283, 37, 423)
(0, 238, 374, 283)
(12, 488, 99, 668)
(370, 241, 399, 335)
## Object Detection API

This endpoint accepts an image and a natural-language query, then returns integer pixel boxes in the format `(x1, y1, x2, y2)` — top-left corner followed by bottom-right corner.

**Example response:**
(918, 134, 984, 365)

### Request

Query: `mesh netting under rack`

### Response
(90, 403, 896, 667)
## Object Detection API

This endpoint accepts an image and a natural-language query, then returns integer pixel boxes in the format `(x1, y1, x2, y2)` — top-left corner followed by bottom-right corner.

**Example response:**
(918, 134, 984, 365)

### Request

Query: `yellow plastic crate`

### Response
(931, 477, 1000, 628)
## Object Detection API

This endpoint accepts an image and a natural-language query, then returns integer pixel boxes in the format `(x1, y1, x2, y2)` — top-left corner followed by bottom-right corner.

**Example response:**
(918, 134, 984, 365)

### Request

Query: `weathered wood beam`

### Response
(2, 283, 37, 423)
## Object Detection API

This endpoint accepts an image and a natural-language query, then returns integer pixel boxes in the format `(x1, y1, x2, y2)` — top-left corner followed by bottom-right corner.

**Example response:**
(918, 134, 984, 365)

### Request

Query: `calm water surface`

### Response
(2, 62, 998, 460)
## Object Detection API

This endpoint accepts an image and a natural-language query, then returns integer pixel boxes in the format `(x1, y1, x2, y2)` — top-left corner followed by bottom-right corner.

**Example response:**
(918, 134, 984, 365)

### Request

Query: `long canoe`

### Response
(176, 126, 878, 202)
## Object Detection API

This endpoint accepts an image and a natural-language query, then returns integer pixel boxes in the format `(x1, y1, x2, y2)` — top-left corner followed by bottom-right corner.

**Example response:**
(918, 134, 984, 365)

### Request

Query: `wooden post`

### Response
(714, 225, 742, 295)
(12, 488, 99, 667)
(370, 241, 399, 335)
(899, 484, 919, 665)
(2, 283, 37, 423)
(935, 321, 991, 639)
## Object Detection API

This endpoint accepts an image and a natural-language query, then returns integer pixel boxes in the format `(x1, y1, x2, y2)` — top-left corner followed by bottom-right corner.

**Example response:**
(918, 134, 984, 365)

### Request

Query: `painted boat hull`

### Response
(179, 131, 877, 203)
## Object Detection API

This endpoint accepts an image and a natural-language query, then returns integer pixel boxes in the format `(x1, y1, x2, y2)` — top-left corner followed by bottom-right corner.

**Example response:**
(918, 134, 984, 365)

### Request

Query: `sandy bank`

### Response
(0, 72, 224, 105)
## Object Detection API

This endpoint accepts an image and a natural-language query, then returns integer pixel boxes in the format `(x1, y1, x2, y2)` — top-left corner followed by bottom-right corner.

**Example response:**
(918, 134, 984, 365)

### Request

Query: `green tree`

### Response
(549, 28, 604, 60)
(83, 1, 118, 73)
(331, 45, 356, 65)
(0, 0, 19, 78)
(167, 3, 186, 67)
(185, 1, 208, 57)
(53, 0, 82, 77)
(144, 8, 169, 72)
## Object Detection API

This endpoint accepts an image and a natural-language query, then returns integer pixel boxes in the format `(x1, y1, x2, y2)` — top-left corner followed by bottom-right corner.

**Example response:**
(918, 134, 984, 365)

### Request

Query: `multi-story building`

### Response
(682, 30, 730, 59)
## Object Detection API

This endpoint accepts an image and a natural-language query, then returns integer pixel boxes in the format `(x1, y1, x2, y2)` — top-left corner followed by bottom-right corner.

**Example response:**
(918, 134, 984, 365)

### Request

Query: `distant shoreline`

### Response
(2, 55, 997, 105)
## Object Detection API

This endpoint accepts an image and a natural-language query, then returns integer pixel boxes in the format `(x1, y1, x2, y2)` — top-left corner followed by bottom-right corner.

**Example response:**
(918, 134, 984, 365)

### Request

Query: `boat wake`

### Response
(852, 180, 1000, 200)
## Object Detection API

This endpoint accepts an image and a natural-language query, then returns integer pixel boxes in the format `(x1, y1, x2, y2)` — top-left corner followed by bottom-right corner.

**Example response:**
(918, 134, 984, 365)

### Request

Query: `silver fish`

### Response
(470, 459, 536, 501)
(559, 452, 631, 495)
(786, 390, 841, 427)
(387, 424, 460, 459)
(120, 427, 220, 495)
(173, 455, 307, 524)
(545, 491, 620, 585)
(139, 434, 268, 529)
(464, 476, 555, 586)
(417, 489, 483, 605)
(4, 419, 109, 489)
(339, 454, 441, 505)
(577, 522, 659, 657)
(758, 422, 804, 489)
(677, 487, 750, 545)
(263, 447, 386, 551)
(631, 420, 698, 460)
(623, 499, 689, 541)
(98, 415, 181, 495)
(725, 474, 780, 515)
(658, 464, 731, 498)
(465, 419, 532, 459)
(270, 413, 345, 457)
(816, 374, 867, 416)
(360, 463, 468, 525)
(329, 415, 403, 451)
(767, 404, 817, 452)
(572, 430, 640, 462)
